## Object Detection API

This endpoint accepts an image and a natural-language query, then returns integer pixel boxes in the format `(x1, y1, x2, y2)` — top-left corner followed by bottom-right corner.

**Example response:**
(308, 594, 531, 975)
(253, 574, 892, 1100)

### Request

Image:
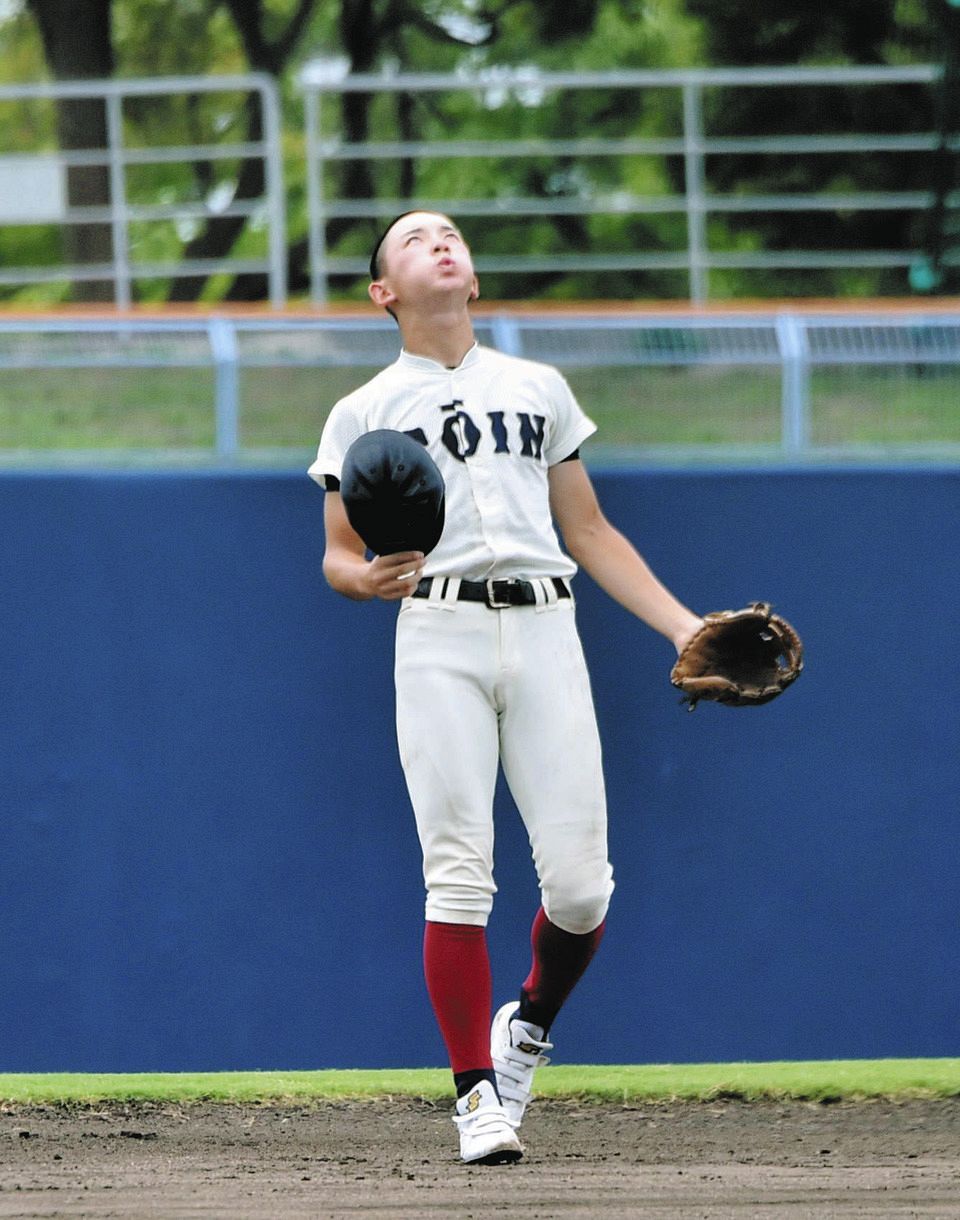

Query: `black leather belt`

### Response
(412, 576, 571, 608)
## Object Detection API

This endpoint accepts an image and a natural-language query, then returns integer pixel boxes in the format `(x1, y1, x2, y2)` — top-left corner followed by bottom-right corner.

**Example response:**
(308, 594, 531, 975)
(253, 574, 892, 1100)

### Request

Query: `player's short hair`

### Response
(368, 212, 418, 281)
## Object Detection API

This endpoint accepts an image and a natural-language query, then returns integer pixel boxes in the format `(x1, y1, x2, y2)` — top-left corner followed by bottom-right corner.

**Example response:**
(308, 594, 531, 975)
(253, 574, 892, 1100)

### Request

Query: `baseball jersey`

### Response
(309, 343, 597, 581)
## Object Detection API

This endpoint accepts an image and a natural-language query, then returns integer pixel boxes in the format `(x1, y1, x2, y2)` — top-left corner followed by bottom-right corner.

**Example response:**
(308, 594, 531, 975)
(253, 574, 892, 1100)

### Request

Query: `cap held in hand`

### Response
(340, 429, 446, 557)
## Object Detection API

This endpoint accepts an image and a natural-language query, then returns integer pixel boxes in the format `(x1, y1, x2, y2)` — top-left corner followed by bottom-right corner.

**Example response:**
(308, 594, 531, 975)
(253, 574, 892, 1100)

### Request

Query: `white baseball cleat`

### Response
(490, 1002, 553, 1129)
(453, 1079, 524, 1165)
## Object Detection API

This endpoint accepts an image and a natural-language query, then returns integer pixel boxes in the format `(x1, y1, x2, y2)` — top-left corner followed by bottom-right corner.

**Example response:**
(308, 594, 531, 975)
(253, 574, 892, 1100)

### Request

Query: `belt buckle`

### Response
(485, 578, 514, 608)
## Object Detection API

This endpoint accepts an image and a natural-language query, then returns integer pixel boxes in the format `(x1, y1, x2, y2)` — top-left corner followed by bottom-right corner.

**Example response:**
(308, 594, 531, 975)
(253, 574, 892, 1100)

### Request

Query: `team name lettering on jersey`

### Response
(309, 344, 598, 579)
(412, 401, 547, 463)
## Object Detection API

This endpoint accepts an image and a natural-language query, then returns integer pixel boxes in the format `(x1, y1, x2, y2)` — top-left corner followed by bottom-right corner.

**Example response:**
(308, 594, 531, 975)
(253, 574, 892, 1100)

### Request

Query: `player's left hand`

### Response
(670, 602, 803, 709)
(673, 615, 705, 656)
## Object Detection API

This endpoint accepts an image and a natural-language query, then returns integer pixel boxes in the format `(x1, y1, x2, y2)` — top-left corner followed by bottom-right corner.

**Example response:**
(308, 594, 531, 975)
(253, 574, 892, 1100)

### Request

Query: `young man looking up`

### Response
(310, 212, 702, 1164)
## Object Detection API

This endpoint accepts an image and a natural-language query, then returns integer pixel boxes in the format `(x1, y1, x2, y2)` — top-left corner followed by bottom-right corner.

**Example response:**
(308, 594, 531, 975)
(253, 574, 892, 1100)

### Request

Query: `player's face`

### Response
(372, 212, 478, 310)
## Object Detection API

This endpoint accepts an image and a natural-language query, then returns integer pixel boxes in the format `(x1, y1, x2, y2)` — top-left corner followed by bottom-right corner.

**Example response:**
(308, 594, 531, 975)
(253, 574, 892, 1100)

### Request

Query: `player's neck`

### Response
(398, 309, 475, 369)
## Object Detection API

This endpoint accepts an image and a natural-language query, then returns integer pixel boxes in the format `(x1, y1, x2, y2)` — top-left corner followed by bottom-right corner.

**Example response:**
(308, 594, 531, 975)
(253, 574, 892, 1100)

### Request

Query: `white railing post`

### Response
(260, 78, 288, 309)
(105, 91, 132, 309)
(490, 314, 522, 355)
(681, 80, 708, 304)
(208, 317, 240, 459)
(776, 312, 811, 456)
(304, 89, 328, 305)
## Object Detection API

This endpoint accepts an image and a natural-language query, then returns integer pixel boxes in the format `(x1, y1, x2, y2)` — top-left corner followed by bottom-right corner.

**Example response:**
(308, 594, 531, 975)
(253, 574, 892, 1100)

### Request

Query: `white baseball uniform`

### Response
(310, 342, 615, 934)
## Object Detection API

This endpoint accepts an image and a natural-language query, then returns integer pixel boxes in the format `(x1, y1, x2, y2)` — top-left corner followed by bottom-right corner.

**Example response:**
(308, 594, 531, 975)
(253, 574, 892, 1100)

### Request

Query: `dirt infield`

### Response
(2, 1097, 959, 1218)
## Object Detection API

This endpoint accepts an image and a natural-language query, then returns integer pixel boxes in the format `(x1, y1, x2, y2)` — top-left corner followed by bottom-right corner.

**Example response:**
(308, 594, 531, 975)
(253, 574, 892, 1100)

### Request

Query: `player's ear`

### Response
(369, 278, 398, 311)
(469, 276, 479, 302)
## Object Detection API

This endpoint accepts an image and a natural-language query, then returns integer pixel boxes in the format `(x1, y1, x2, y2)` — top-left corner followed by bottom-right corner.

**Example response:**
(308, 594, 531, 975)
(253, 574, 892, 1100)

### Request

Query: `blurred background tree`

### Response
(25, 0, 114, 301)
(685, 0, 960, 296)
(0, 0, 956, 302)
(909, 0, 960, 293)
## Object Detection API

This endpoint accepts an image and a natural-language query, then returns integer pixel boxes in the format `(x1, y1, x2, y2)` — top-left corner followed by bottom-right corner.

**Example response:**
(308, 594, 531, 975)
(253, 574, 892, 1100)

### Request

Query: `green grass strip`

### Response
(2, 1060, 958, 1106)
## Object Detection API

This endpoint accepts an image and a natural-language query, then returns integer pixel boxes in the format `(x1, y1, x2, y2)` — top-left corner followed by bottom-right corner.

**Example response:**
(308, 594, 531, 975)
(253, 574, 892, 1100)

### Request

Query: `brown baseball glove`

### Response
(670, 602, 803, 710)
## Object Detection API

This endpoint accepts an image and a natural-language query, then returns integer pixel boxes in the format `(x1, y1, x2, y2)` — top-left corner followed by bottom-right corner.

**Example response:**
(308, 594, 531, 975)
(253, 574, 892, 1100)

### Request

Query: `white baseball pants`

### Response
(394, 589, 614, 934)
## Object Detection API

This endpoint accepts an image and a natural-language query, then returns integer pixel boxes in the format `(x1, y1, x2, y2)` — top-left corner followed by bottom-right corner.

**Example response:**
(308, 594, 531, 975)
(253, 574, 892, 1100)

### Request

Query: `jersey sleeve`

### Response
(307, 399, 366, 488)
(542, 368, 597, 466)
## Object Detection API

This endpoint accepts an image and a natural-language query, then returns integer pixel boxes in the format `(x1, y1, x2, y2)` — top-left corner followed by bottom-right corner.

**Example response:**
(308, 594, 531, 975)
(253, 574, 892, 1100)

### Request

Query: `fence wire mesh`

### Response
(0, 310, 958, 464)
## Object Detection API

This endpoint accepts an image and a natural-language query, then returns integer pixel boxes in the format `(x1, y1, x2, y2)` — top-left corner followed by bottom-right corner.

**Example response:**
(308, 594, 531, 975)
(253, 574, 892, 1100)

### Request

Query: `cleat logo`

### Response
(466, 1089, 481, 1113)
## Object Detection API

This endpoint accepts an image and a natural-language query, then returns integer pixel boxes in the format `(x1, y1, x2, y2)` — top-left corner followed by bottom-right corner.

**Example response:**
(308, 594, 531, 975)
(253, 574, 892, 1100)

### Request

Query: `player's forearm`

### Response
(567, 519, 701, 650)
(323, 549, 375, 600)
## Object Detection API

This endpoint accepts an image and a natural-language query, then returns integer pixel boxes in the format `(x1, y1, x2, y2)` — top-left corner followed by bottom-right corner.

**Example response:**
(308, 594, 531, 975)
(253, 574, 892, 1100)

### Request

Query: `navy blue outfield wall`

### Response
(1, 468, 958, 1073)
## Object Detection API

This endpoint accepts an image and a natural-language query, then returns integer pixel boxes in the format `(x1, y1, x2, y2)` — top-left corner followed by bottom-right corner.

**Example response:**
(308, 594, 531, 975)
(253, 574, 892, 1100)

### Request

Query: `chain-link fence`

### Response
(1, 309, 958, 464)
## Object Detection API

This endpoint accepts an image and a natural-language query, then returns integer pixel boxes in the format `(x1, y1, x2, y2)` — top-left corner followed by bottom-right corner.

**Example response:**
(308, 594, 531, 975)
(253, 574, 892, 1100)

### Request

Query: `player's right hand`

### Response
(363, 551, 425, 601)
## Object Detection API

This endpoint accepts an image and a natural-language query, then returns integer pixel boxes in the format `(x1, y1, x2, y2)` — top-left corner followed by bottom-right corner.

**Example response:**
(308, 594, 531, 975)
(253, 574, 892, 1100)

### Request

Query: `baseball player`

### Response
(309, 211, 703, 1164)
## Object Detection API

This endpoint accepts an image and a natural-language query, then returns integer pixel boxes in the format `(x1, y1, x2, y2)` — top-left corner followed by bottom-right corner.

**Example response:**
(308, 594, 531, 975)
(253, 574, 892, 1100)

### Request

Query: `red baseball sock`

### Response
(423, 921, 494, 1075)
(519, 906, 605, 1034)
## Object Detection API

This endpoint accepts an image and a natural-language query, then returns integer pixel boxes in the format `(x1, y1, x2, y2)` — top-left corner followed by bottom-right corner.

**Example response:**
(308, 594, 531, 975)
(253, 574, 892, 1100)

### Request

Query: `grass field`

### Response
(0, 363, 958, 458)
(2, 1059, 959, 1106)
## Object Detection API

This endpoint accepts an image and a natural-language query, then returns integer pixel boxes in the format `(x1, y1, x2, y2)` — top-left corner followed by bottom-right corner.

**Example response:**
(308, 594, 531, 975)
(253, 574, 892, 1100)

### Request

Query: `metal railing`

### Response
(2, 309, 958, 462)
(0, 66, 957, 306)
(0, 74, 287, 307)
(303, 64, 953, 303)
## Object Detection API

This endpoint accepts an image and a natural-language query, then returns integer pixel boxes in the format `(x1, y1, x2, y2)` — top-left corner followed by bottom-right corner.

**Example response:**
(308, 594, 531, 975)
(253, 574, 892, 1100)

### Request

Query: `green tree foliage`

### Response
(1, 0, 707, 302)
(687, 0, 933, 65)
(911, 2, 960, 291)
(686, 0, 960, 296)
(0, 0, 955, 301)
(318, 0, 705, 300)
